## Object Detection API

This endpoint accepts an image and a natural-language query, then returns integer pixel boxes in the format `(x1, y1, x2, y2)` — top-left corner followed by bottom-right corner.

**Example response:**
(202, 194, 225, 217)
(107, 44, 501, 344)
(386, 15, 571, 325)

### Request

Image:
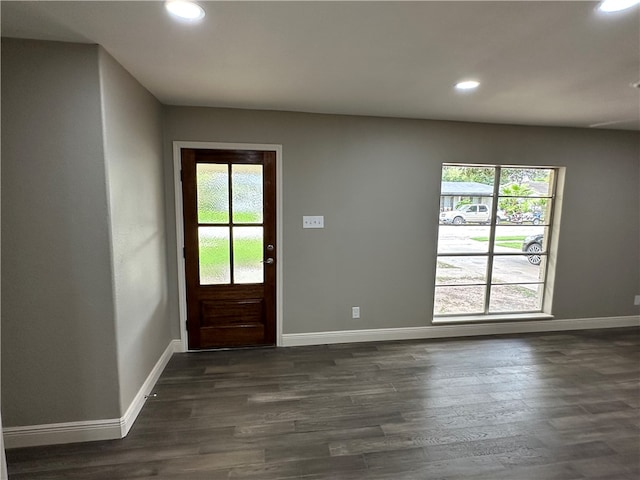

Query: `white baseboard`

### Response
(4, 339, 181, 449)
(0, 414, 7, 480)
(281, 315, 640, 347)
(120, 339, 181, 437)
(3, 419, 123, 449)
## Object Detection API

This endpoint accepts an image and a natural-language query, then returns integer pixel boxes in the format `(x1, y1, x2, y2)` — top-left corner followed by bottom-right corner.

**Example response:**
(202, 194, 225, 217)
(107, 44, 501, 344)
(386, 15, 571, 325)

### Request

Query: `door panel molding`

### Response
(172, 141, 283, 352)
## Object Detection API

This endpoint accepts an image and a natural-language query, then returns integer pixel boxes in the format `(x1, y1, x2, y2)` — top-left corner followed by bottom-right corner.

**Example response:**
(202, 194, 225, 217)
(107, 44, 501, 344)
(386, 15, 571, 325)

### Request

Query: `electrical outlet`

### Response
(352, 306, 360, 319)
(635, 295, 640, 306)
(303, 215, 324, 228)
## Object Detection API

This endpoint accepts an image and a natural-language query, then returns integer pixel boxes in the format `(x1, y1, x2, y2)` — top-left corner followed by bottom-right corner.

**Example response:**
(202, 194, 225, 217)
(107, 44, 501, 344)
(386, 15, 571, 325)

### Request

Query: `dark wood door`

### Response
(181, 148, 276, 349)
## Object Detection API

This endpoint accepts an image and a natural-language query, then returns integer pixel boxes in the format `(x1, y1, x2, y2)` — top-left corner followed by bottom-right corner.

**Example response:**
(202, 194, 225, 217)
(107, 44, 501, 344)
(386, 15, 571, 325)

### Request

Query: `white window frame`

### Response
(433, 163, 562, 323)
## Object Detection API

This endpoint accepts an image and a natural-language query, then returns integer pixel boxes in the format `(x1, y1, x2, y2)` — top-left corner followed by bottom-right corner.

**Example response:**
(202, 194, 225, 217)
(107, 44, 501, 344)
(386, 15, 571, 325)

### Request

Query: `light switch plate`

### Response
(303, 216, 324, 228)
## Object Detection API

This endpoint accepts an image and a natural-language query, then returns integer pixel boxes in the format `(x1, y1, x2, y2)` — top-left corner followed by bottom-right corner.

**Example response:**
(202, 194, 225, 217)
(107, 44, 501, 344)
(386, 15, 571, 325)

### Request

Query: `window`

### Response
(435, 164, 559, 318)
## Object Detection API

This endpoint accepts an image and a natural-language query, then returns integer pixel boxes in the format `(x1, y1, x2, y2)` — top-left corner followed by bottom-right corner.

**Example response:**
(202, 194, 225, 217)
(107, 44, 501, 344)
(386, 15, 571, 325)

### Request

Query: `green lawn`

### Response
(199, 236, 263, 282)
(198, 211, 262, 224)
(471, 236, 525, 249)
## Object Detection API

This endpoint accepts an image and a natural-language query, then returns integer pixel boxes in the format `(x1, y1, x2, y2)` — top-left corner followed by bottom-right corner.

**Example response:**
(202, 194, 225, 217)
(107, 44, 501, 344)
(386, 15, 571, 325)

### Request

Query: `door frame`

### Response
(173, 141, 283, 352)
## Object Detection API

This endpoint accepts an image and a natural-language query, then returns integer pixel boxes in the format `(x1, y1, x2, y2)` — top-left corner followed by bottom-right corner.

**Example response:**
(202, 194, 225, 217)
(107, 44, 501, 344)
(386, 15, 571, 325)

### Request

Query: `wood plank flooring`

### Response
(7, 327, 640, 479)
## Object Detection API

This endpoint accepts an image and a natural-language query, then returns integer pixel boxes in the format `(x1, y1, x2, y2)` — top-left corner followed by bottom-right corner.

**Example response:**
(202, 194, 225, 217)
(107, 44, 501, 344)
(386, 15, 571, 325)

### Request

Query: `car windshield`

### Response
(457, 205, 470, 212)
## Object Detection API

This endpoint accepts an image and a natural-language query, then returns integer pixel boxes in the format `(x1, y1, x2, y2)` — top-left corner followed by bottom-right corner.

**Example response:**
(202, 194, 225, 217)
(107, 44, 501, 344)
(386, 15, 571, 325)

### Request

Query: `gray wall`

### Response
(1, 38, 172, 430)
(163, 107, 640, 336)
(1, 39, 120, 425)
(98, 49, 170, 415)
(1, 101, 5, 477)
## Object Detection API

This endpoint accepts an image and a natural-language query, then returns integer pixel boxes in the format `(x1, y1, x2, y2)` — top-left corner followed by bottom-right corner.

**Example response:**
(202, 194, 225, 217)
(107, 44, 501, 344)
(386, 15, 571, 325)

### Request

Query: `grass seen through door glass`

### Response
(199, 237, 263, 281)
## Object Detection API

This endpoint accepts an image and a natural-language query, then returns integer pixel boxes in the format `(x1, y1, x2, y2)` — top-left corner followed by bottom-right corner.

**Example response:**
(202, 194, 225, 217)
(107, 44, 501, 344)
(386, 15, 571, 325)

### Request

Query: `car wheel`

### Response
(532, 218, 540, 225)
(453, 216, 463, 225)
(526, 243, 542, 265)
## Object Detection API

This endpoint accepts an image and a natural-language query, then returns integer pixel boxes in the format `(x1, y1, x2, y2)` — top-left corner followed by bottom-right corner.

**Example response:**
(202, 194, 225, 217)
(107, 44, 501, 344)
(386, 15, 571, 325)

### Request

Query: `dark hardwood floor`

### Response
(7, 327, 640, 479)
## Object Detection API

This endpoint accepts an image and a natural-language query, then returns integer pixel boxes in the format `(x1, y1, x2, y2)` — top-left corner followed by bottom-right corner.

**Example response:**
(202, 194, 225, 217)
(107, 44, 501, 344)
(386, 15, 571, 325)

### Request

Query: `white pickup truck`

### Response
(440, 204, 505, 225)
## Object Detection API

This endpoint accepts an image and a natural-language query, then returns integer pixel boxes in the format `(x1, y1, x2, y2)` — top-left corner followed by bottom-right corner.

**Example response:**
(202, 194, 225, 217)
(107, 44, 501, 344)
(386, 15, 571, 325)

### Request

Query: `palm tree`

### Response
(499, 183, 534, 216)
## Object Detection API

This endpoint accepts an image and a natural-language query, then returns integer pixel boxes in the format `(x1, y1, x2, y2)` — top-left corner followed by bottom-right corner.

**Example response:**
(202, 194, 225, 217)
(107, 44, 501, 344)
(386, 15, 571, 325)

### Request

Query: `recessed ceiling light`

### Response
(597, 0, 640, 12)
(165, 1, 205, 21)
(455, 80, 480, 91)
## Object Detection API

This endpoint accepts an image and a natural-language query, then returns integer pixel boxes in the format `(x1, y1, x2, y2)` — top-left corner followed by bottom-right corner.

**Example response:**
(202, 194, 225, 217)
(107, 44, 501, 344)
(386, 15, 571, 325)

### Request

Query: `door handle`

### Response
(262, 258, 274, 264)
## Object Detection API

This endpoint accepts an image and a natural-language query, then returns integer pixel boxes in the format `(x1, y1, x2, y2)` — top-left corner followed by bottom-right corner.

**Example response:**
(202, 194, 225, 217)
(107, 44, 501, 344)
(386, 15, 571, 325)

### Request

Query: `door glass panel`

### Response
(198, 227, 230, 284)
(197, 164, 229, 223)
(233, 227, 264, 284)
(232, 165, 263, 224)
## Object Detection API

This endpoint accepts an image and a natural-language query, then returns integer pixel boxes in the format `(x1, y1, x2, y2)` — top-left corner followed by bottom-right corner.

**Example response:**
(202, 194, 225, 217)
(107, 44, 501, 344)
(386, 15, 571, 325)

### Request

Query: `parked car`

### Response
(509, 210, 543, 225)
(440, 204, 490, 224)
(528, 211, 543, 225)
(522, 234, 543, 265)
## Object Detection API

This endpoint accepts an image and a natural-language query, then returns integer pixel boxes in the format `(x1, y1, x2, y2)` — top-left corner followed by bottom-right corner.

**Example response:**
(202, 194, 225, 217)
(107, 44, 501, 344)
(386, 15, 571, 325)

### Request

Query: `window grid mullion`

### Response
(227, 163, 235, 285)
(483, 166, 501, 314)
(539, 169, 559, 309)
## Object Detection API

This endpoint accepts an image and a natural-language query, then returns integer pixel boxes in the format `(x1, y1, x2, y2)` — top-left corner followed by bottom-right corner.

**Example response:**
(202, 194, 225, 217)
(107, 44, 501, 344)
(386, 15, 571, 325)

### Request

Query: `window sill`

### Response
(432, 313, 554, 325)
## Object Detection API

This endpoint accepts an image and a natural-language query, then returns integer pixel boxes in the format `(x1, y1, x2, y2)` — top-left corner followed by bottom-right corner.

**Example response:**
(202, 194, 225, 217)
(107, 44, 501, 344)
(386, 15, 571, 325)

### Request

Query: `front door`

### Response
(181, 148, 276, 349)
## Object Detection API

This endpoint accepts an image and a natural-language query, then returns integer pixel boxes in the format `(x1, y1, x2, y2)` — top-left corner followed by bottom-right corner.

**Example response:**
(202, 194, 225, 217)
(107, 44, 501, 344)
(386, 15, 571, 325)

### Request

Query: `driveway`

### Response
(437, 224, 544, 289)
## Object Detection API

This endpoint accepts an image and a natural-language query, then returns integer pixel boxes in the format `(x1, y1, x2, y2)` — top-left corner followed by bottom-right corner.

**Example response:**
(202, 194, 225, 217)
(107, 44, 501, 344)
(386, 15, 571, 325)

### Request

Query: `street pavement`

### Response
(437, 224, 546, 289)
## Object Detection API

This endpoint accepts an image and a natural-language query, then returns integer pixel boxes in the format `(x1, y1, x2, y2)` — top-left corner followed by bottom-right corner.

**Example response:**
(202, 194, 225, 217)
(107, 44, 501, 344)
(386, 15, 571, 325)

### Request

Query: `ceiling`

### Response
(2, 1, 640, 130)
